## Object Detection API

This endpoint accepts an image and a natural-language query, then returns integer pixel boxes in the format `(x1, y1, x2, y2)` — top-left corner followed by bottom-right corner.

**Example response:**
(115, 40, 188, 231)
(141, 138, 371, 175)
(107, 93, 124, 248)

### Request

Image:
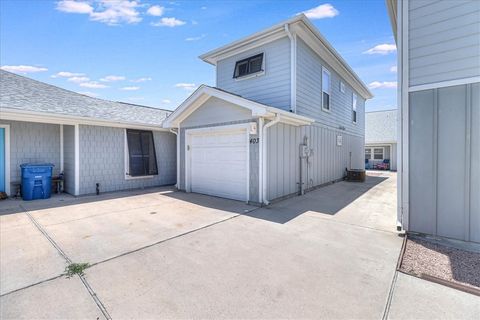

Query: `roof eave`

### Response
(385, 0, 398, 42)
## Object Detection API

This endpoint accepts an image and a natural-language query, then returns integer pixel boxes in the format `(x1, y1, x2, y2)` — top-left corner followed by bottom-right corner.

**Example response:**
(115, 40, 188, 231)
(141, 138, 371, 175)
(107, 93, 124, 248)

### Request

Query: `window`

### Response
(322, 67, 331, 111)
(233, 53, 264, 78)
(365, 148, 372, 160)
(373, 148, 384, 160)
(352, 93, 358, 123)
(340, 81, 345, 93)
(126, 129, 158, 177)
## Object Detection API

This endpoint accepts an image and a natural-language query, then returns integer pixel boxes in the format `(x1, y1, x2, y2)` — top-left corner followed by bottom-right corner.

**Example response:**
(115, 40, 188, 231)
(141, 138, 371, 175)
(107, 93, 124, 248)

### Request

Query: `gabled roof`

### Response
(365, 109, 398, 144)
(0, 70, 171, 128)
(163, 85, 314, 128)
(199, 14, 373, 100)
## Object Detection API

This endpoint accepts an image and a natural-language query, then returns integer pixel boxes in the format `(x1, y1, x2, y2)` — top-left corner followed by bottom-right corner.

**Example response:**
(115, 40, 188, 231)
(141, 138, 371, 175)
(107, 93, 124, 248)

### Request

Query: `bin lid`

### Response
(20, 163, 55, 168)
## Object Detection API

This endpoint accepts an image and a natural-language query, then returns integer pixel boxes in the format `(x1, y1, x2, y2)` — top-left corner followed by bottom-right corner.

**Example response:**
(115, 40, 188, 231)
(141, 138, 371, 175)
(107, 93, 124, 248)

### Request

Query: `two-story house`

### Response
(386, 0, 479, 243)
(164, 15, 373, 204)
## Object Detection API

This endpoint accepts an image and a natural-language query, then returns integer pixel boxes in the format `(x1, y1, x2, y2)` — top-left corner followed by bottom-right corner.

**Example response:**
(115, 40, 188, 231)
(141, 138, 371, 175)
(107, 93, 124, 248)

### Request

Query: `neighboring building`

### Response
(0, 70, 176, 196)
(365, 110, 397, 171)
(386, 0, 480, 242)
(164, 15, 373, 204)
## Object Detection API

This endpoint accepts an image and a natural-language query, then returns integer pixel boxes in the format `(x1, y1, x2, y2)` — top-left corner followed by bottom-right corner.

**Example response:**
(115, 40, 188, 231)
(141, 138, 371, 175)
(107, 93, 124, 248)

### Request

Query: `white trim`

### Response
(234, 70, 265, 81)
(0, 108, 168, 132)
(409, 77, 480, 92)
(184, 123, 251, 203)
(398, 0, 409, 230)
(258, 117, 264, 204)
(321, 66, 332, 113)
(340, 81, 346, 93)
(74, 124, 80, 196)
(60, 124, 64, 172)
(0, 124, 11, 196)
(285, 24, 297, 113)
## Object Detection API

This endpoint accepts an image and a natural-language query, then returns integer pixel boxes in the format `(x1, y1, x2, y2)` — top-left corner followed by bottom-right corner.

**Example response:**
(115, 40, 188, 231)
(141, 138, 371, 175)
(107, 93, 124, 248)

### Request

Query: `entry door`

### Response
(0, 128, 5, 192)
(188, 127, 248, 201)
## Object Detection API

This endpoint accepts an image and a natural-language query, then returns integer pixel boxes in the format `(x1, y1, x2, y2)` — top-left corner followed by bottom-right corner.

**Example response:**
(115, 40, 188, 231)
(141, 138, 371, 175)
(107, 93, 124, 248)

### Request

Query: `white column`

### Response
(74, 124, 80, 196)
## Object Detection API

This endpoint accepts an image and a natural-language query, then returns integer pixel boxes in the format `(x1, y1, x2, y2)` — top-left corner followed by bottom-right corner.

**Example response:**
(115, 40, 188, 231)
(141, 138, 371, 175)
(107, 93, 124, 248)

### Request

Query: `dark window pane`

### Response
(126, 129, 158, 176)
(322, 92, 330, 110)
(233, 53, 263, 78)
(249, 56, 262, 73)
(353, 110, 357, 122)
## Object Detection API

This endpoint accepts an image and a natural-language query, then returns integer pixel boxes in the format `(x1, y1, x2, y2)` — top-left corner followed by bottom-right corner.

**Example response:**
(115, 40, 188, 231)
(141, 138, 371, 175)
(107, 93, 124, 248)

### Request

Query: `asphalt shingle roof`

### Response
(0, 70, 171, 127)
(365, 109, 397, 144)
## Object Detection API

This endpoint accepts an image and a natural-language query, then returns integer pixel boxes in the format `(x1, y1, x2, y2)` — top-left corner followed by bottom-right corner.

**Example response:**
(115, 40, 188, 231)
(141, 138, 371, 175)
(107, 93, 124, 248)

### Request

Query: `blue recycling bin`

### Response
(20, 163, 54, 200)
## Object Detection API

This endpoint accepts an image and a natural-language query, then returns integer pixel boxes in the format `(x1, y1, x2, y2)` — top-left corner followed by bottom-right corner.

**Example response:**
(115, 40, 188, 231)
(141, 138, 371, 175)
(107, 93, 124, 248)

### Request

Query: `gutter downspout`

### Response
(170, 127, 179, 189)
(262, 115, 281, 205)
(285, 23, 297, 114)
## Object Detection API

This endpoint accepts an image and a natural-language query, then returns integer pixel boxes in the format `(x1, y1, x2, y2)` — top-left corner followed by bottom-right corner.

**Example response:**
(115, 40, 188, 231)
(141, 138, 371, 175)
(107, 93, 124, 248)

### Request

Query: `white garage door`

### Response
(188, 127, 248, 201)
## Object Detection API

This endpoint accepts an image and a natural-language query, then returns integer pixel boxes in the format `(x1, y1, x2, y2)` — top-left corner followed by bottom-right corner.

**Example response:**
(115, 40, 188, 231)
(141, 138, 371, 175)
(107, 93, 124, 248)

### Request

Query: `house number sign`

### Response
(250, 138, 259, 144)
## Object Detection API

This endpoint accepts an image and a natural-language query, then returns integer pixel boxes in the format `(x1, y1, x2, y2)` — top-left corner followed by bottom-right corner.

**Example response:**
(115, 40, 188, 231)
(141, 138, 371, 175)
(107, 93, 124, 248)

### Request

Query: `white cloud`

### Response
(78, 91, 99, 97)
(185, 34, 206, 41)
(363, 44, 397, 55)
(147, 5, 164, 16)
(390, 65, 397, 73)
(151, 17, 186, 27)
(67, 76, 90, 83)
(1, 65, 48, 73)
(100, 75, 126, 82)
(121, 86, 140, 91)
(201, 6, 207, 10)
(56, 0, 141, 25)
(301, 4, 339, 19)
(130, 77, 152, 83)
(79, 81, 108, 89)
(56, 0, 93, 14)
(368, 81, 397, 89)
(52, 71, 85, 78)
(161, 99, 171, 104)
(175, 83, 196, 91)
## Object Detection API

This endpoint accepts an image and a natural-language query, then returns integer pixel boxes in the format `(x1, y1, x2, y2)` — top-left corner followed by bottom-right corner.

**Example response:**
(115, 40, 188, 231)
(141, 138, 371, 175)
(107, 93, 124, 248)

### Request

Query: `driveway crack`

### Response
(19, 205, 112, 320)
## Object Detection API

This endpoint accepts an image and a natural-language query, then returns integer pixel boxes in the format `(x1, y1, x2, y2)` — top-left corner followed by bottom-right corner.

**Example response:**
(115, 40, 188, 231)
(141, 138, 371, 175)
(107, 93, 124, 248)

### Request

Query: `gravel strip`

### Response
(400, 238, 480, 290)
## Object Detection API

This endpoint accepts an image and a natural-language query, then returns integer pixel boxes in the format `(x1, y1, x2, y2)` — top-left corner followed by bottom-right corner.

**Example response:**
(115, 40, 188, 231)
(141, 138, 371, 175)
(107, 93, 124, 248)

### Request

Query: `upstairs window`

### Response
(126, 129, 158, 177)
(233, 53, 264, 78)
(352, 93, 358, 123)
(322, 67, 331, 111)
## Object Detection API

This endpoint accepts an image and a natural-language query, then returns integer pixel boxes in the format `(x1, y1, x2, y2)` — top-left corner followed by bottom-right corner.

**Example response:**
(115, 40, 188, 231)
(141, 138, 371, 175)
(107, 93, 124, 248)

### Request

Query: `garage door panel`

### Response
(188, 128, 248, 201)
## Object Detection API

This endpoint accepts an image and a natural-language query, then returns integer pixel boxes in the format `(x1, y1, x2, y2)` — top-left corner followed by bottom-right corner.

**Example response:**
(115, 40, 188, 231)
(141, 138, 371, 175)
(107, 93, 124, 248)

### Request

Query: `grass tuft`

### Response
(65, 262, 90, 278)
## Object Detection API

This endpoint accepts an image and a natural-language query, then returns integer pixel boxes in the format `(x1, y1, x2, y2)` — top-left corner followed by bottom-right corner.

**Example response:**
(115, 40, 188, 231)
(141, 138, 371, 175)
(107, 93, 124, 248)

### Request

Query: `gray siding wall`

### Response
(267, 122, 364, 201)
(0, 120, 60, 183)
(63, 125, 75, 194)
(409, 83, 479, 243)
(216, 36, 291, 111)
(296, 38, 365, 136)
(181, 97, 252, 128)
(78, 125, 176, 195)
(408, 0, 480, 86)
(178, 119, 260, 203)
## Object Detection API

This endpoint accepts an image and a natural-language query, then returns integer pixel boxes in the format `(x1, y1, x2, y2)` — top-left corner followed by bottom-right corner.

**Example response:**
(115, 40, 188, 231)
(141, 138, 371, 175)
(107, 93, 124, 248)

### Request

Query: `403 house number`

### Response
(250, 138, 260, 144)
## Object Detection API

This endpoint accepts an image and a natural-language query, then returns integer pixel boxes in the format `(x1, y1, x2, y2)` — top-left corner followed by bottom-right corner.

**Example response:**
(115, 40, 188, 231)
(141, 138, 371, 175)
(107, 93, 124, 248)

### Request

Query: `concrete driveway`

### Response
(1, 172, 478, 319)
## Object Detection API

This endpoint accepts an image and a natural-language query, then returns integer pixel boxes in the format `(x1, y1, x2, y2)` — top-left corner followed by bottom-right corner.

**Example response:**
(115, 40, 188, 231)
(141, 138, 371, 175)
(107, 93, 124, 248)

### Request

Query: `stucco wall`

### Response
(78, 125, 176, 195)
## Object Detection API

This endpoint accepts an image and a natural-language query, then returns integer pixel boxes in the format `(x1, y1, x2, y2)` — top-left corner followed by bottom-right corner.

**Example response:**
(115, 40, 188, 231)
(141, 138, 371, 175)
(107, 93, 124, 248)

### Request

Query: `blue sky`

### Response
(0, 0, 397, 111)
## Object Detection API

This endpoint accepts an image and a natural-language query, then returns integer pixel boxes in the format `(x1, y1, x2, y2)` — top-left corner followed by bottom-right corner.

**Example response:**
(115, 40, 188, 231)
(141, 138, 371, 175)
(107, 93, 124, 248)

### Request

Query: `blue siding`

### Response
(296, 38, 365, 136)
(216, 36, 291, 111)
